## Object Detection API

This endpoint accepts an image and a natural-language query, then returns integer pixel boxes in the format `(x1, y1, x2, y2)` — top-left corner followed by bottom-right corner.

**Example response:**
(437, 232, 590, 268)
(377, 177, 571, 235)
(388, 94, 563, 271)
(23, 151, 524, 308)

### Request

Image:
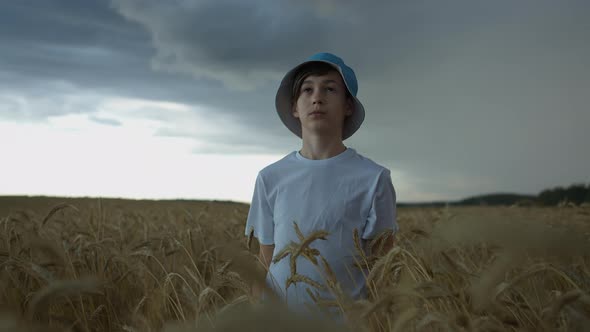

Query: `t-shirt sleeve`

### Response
(362, 168, 399, 240)
(244, 172, 275, 245)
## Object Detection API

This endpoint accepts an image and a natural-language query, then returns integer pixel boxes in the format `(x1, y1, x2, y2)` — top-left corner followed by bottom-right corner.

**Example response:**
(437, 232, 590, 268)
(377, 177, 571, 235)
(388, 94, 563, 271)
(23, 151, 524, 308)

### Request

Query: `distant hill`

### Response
(399, 183, 590, 207)
(457, 193, 536, 206)
(397, 193, 535, 208)
(1, 183, 588, 210)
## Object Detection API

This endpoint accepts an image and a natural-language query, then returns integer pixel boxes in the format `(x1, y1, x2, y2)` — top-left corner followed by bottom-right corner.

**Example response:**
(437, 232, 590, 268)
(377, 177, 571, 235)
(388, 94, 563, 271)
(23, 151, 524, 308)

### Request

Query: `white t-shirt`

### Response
(244, 147, 398, 318)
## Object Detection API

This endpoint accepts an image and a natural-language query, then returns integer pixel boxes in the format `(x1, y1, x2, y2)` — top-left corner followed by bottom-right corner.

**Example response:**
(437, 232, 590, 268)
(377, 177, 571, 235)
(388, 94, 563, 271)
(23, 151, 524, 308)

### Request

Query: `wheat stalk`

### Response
(293, 221, 304, 241)
(292, 230, 329, 259)
(41, 203, 79, 227)
(286, 274, 326, 290)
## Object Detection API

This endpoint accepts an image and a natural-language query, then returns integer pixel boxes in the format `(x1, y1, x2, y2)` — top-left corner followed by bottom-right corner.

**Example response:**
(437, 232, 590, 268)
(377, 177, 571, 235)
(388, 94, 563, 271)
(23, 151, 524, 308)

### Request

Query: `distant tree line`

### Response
(457, 183, 590, 207)
(537, 183, 590, 206)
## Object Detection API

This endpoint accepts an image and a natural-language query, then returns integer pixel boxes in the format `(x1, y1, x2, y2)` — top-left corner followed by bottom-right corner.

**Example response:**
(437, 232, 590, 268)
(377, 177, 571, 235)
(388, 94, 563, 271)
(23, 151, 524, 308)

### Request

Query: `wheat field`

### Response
(0, 197, 588, 331)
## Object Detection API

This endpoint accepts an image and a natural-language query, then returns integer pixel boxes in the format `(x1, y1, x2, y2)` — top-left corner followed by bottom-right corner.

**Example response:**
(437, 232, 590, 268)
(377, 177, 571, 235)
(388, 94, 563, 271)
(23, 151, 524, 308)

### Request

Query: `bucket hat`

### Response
(275, 52, 365, 140)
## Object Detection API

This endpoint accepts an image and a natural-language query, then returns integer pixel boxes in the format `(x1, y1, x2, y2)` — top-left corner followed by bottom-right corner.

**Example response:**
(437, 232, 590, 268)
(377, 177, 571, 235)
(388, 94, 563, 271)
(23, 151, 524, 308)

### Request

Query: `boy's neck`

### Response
(298, 135, 347, 160)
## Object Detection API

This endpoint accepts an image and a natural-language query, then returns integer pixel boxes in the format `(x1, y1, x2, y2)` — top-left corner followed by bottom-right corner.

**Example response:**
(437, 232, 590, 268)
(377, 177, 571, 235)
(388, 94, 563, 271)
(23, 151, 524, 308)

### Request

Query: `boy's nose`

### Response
(312, 90, 324, 104)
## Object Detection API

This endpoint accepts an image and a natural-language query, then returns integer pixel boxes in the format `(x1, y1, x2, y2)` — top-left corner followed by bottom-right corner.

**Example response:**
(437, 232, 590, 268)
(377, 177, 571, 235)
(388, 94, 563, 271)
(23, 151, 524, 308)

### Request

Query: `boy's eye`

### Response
(300, 86, 336, 94)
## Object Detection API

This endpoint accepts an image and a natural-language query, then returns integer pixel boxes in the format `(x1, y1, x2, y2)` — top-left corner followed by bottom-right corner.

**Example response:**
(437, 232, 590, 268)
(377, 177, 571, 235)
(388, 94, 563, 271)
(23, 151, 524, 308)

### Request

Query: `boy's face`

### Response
(292, 71, 353, 139)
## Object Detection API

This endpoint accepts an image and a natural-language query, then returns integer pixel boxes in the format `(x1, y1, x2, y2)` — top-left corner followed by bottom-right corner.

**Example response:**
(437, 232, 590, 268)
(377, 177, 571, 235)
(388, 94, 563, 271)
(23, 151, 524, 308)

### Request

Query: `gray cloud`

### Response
(151, 105, 299, 155)
(111, 0, 345, 89)
(1, 0, 589, 200)
(0, 72, 102, 122)
(89, 115, 122, 127)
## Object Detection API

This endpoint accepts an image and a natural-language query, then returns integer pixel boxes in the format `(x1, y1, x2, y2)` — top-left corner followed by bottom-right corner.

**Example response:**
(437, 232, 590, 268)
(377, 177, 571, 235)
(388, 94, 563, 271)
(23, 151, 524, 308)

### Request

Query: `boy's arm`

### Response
(370, 232, 395, 256)
(259, 244, 275, 270)
(251, 243, 275, 301)
(363, 168, 398, 256)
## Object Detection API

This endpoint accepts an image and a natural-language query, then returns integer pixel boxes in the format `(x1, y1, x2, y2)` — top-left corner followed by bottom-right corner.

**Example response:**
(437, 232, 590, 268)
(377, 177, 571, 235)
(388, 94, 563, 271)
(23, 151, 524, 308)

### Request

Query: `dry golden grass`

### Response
(0, 197, 588, 331)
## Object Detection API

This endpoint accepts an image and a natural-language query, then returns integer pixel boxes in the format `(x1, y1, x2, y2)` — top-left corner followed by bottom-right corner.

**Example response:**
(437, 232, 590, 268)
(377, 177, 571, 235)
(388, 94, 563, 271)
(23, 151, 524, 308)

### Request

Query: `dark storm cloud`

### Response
(0, 1, 233, 116)
(1, 0, 589, 200)
(111, 0, 339, 87)
(0, 1, 291, 133)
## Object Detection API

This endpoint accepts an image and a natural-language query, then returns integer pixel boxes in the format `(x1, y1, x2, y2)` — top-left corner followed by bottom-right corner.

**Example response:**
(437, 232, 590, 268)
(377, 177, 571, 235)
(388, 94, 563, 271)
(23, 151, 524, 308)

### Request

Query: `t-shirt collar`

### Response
(295, 147, 355, 165)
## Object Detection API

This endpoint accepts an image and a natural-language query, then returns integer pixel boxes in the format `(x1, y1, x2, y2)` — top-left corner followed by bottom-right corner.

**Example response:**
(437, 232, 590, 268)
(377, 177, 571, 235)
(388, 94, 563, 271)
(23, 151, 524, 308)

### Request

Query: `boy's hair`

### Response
(291, 62, 353, 106)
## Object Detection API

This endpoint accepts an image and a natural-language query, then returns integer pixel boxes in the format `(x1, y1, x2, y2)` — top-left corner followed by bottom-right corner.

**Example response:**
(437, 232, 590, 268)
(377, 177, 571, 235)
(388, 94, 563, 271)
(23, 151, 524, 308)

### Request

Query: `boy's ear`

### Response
(292, 105, 300, 118)
(345, 98, 354, 117)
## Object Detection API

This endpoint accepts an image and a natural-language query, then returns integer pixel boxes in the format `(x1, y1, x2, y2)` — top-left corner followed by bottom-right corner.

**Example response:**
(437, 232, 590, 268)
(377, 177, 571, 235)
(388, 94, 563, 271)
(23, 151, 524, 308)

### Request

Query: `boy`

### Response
(245, 52, 398, 320)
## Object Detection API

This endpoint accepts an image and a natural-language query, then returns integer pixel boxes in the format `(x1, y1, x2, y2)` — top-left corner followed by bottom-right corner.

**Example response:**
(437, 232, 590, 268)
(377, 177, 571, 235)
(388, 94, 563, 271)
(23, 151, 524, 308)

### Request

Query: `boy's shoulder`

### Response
(352, 149, 389, 173)
(258, 151, 297, 176)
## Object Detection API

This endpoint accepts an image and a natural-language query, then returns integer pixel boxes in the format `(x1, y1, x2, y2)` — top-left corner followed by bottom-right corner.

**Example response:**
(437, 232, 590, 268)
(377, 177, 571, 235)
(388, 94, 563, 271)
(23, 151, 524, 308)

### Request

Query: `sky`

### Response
(1, 0, 589, 204)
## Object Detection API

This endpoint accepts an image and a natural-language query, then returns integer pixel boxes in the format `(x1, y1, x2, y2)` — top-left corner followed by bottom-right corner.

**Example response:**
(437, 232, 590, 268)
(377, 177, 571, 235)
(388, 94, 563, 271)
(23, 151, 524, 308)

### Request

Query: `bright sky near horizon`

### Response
(1, 1, 589, 203)
(0, 98, 283, 203)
